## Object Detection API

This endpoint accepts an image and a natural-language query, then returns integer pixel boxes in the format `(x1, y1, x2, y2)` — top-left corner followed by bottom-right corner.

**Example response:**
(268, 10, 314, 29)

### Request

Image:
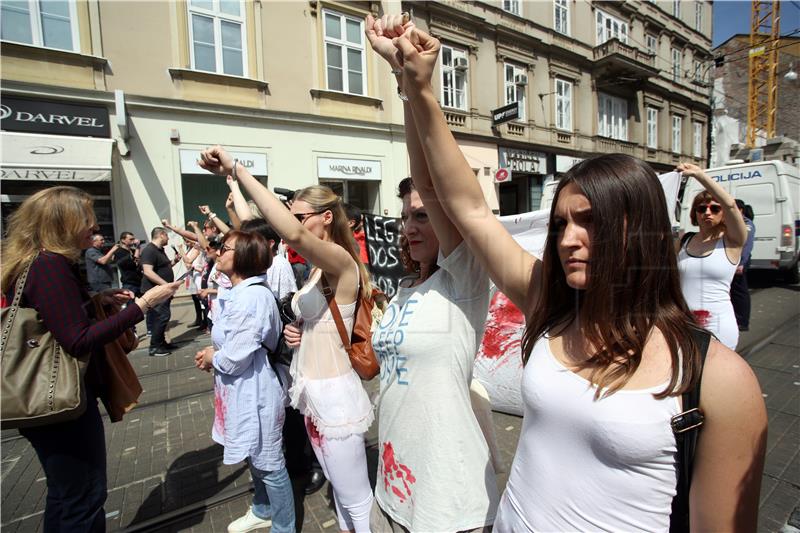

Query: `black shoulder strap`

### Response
(680, 232, 696, 248)
(669, 328, 710, 533)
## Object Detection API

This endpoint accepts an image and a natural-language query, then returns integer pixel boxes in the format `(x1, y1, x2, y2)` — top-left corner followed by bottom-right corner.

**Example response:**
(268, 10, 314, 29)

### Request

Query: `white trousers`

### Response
(305, 417, 373, 532)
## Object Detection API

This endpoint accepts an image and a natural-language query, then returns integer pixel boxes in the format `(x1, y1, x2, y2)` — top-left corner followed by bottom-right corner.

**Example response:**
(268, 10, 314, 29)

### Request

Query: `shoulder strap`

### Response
(1, 255, 38, 356)
(680, 232, 696, 248)
(320, 273, 352, 352)
(669, 328, 710, 533)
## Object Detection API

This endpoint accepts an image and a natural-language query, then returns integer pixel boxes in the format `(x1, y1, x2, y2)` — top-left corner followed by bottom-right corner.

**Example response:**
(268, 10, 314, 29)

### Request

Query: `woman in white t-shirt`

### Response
(198, 146, 374, 533)
(374, 16, 767, 532)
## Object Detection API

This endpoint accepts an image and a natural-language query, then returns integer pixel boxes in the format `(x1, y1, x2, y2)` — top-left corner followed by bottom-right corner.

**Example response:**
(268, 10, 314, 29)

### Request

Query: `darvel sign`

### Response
(0, 96, 110, 137)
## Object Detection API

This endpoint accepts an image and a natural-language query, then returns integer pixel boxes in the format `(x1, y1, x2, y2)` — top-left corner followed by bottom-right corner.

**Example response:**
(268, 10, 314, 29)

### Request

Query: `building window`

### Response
(646, 34, 657, 57)
(1, 0, 78, 52)
(188, 0, 246, 76)
(673, 0, 681, 17)
(672, 47, 681, 82)
(598, 93, 628, 141)
(693, 59, 703, 82)
(555, 78, 572, 131)
(596, 9, 628, 45)
(695, 2, 703, 31)
(323, 10, 366, 95)
(672, 115, 683, 153)
(647, 107, 658, 149)
(693, 122, 703, 157)
(504, 64, 527, 121)
(502, 0, 520, 16)
(554, 0, 569, 36)
(441, 44, 468, 110)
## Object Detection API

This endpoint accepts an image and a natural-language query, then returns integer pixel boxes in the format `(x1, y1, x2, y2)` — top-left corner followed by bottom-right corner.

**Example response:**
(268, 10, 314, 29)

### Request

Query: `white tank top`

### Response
(678, 236, 738, 310)
(288, 267, 374, 438)
(495, 335, 680, 532)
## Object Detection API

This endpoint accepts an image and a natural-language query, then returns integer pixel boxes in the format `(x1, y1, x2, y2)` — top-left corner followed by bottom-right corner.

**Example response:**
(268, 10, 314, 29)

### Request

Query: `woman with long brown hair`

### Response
(198, 147, 374, 533)
(1, 186, 179, 532)
(377, 18, 767, 531)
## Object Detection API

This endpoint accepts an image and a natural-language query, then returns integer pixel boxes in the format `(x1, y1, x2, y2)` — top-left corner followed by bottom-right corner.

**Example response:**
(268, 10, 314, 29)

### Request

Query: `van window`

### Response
(735, 183, 775, 216)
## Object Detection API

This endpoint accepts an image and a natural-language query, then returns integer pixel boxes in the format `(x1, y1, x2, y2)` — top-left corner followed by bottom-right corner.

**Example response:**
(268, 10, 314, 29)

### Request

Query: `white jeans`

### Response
(305, 417, 373, 532)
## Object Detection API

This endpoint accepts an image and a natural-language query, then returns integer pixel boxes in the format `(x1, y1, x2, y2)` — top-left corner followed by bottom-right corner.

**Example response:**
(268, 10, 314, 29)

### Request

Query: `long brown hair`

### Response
(293, 185, 372, 298)
(1, 186, 95, 293)
(522, 154, 704, 399)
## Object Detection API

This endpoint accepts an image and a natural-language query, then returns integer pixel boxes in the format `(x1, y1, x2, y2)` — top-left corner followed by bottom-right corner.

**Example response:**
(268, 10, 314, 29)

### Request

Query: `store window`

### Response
(188, 0, 246, 76)
(598, 93, 627, 141)
(504, 63, 526, 121)
(441, 44, 468, 111)
(596, 9, 628, 45)
(323, 9, 366, 95)
(1, 0, 78, 52)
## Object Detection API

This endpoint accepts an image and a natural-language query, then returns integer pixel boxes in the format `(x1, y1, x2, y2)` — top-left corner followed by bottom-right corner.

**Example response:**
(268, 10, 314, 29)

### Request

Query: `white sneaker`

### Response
(227, 509, 272, 533)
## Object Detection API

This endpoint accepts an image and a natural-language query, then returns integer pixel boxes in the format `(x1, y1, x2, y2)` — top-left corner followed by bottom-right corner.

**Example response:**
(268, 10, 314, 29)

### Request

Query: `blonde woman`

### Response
(199, 147, 374, 533)
(1, 186, 179, 532)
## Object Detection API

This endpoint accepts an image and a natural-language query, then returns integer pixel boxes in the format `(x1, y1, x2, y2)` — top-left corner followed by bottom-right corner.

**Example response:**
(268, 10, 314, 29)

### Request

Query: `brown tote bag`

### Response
(0, 257, 88, 429)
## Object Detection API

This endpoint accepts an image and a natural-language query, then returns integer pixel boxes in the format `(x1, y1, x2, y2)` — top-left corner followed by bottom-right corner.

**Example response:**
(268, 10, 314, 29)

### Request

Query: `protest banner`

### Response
(363, 213, 405, 298)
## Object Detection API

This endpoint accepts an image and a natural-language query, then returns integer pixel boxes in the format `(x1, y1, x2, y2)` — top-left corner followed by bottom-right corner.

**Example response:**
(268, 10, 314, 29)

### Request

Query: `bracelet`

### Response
(208, 212, 217, 220)
(231, 158, 239, 182)
(397, 85, 409, 102)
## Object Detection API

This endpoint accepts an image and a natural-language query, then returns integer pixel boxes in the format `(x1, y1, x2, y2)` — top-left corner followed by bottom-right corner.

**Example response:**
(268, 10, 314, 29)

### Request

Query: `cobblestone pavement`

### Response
(2, 283, 799, 532)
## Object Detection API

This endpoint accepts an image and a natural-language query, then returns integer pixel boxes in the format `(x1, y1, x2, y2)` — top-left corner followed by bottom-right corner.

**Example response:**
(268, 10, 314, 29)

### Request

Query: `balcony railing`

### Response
(594, 136, 638, 156)
(593, 38, 657, 80)
(593, 38, 655, 67)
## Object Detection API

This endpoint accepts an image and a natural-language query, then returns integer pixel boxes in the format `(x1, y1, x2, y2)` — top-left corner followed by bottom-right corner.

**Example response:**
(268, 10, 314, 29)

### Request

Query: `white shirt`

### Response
(211, 275, 285, 471)
(267, 254, 297, 300)
(495, 335, 680, 532)
(372, 242, 499, 532)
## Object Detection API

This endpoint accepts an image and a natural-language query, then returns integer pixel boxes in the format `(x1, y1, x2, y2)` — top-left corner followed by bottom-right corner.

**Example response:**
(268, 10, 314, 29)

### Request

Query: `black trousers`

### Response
(730, 273, 751, 329)
(148, 297, 172, 348)
(20, 397, 107, 533)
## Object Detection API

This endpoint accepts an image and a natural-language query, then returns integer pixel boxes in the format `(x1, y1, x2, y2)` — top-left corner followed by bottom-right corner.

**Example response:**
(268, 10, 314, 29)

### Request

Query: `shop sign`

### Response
(494, 168, 511, 183)
(0, 96, 110, 137)
(498, 147, 546, 174)
(318, 157, 381, 181)
(555, 155, 584, 173)
(0, 131, 113, 181)
(179, 149, 268, 176)
(492, 102, 520, 126)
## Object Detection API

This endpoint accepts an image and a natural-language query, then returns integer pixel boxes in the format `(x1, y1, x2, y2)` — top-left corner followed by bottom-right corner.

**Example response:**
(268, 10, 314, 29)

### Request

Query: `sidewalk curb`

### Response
(740, 313, 800, 359)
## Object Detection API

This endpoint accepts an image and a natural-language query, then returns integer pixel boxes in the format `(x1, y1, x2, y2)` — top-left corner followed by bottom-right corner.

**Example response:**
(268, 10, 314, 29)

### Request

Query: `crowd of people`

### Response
(0, 13, 770, 533)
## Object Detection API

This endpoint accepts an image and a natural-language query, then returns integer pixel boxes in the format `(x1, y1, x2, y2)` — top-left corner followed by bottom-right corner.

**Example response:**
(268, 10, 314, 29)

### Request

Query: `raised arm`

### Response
(188, 220, 210, 251)
(161, 219, 199, 243)
(394, 26, 538, 309)
(366, 14, 462, 257)
(678, 163, 747, 249)
(690, 341, 767, 531)
(227, 176, 255, 223)
(198, 146, 354, 280)
(225, 192, 243, 229)
(199, 205, 231, 235)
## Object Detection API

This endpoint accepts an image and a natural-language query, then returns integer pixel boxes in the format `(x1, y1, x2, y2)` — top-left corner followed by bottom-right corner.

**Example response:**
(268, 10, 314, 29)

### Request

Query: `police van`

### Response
(679, 160, 800, 282)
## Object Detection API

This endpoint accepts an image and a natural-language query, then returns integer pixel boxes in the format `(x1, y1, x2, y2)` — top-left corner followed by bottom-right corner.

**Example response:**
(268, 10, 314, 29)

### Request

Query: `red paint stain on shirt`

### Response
(692, 309, 711, 327)
(478, 291, 525, 370)
(381, 441, 416, 502)
(213, 386, 228, 437)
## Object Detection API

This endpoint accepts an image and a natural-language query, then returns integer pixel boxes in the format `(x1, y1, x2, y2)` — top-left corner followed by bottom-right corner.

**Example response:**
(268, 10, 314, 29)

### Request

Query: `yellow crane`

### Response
(746, 0, 780, 147)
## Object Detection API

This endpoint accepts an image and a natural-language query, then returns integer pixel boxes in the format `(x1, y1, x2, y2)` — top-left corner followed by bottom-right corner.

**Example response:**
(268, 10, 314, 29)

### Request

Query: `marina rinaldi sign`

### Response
(317, 157, 382, 181)
(0, 96, 110, 137)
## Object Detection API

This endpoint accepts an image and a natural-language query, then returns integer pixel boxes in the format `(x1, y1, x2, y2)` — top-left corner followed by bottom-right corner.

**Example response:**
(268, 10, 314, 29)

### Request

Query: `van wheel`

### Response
(785, 261, 800, 284)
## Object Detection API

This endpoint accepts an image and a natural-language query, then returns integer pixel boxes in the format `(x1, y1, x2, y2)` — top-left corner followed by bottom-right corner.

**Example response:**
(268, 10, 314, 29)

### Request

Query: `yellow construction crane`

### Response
(746, 0, 780, 147)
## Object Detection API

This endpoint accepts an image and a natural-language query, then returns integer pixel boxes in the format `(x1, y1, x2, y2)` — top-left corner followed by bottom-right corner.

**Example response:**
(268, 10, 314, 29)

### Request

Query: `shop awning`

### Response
(0, 131, 113, 182)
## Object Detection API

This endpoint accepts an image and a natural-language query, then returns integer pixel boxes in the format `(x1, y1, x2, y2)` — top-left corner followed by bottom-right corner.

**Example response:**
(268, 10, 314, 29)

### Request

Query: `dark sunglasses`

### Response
(695, 204, 722, 215)
(293, 212, 322, 223)
(220, 244, 235, 254)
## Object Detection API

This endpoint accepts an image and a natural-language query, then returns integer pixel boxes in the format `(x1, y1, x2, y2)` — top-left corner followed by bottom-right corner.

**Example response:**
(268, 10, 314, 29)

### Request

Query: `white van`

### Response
(679, 160, 800, 282)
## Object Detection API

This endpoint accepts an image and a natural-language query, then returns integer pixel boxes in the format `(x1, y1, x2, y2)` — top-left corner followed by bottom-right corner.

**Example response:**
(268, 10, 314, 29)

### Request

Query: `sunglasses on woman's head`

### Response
(695, 204, 722, 215)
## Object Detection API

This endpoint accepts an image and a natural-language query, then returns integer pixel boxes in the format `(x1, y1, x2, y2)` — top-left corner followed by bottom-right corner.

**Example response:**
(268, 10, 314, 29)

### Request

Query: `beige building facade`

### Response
(1, 0, 712, 238)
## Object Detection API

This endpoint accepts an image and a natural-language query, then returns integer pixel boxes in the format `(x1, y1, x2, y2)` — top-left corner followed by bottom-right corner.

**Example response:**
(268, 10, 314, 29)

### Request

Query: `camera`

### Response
(274, 187, 295, 203)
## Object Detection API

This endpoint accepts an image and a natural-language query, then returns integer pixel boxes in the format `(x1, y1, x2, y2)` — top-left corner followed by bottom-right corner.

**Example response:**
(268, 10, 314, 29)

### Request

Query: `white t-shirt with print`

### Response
(372, 241, 499, 532)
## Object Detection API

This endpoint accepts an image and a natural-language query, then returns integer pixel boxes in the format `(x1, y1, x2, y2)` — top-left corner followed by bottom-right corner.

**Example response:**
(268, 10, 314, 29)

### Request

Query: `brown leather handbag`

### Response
(1, 258, 88, 429)
(321, 273, 379, 380)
